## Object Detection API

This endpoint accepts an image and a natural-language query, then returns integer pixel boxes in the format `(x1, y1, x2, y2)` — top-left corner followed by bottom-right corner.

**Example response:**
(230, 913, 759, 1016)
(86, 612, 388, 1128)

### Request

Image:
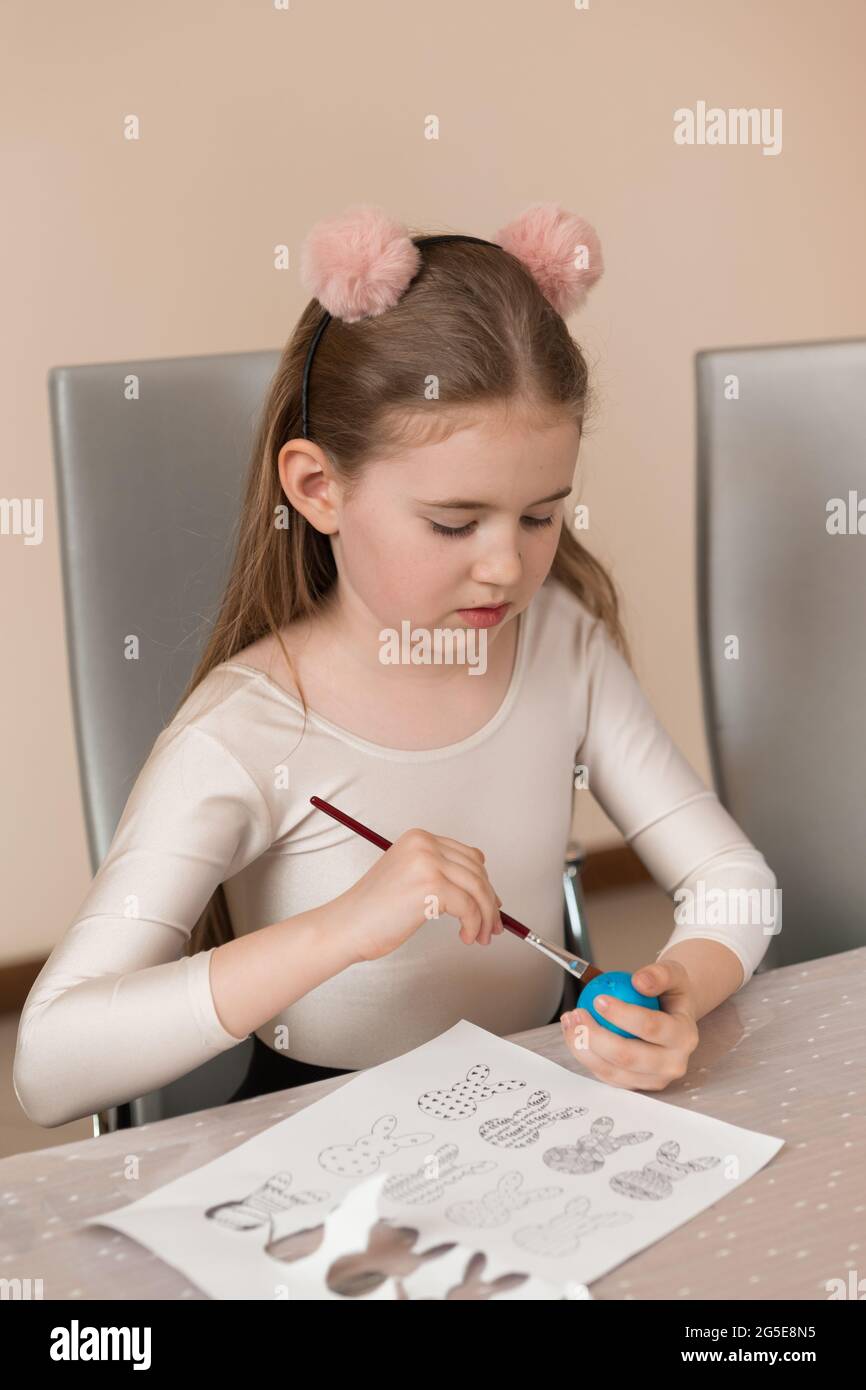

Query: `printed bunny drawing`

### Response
(609, 1140, 721, 1200)
(319, 1114, 434, 1176)
(204, 1170, 330, 1232)
(325, 1220, 457, 1296)
(395, 1251, 531, 1301)
(479, 1090, 587, 1149)
(514, 1195, 633, 1257)
(418, 1063, 527, 1119)
(543, 1116, 654, 1175)
(446, 1170, 563, 1227)
(383, 1142, 496, 1205)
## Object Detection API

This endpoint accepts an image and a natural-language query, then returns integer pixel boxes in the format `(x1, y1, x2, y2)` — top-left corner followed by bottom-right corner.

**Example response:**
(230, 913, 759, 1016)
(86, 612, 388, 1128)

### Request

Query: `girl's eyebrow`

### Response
(416, 485, 572, 511)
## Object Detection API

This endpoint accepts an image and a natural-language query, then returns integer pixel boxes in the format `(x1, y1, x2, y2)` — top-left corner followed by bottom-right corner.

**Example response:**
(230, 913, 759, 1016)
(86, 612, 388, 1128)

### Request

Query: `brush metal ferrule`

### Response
(524, 932, 590, 977)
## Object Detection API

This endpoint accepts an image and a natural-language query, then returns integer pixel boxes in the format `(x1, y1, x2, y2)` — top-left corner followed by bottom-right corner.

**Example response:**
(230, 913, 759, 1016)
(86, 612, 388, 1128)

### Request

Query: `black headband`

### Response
(300, 233, 500, 440)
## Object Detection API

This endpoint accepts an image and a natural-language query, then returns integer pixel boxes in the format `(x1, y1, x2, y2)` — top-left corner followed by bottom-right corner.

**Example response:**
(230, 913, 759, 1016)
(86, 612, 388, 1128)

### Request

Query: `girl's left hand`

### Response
(560, 960, 699, 1092)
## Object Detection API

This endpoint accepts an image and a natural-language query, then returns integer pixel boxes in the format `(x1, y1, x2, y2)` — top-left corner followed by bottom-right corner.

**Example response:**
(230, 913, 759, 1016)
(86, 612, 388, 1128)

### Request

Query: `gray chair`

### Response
(49, 349, 280, 1135)
(695, 336, 866, 973)
(48, 348, 593, 1136)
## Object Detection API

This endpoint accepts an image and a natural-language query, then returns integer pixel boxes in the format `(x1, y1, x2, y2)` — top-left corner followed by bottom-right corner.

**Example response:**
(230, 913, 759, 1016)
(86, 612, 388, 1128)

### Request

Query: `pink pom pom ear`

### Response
(495, 202, 604, 317)
(299, 204, 422, 323)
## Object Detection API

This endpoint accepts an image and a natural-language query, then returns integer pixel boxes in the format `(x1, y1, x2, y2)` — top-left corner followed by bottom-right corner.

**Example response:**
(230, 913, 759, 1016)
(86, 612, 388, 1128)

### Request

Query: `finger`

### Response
(563, 1009, 672, 1077)
(419, 845, 500, 945)
(439, 862, 498, 944)
(631, 960, 689, 1000)
(439, 881, 484, 944)
(437, 845, 494, 877)
(434, 836, 486, 864)
(566, 1048, 677, 1092)
(585, 991, 678, 1046)
(561, 1016, 685, 1088)
(439, 854, 502, 943)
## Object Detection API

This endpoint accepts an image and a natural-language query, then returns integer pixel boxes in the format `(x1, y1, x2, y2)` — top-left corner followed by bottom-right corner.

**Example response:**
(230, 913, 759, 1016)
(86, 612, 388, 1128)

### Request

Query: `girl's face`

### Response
(281, 401, 581, 659)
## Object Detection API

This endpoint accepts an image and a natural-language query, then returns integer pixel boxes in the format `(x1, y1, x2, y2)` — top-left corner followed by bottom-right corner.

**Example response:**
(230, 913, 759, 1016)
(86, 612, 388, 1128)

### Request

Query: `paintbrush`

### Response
(310, 795, 602, 985)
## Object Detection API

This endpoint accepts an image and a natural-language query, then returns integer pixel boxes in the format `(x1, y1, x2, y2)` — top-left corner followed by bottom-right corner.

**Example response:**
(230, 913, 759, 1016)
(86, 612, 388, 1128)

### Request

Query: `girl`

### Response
(14, 203, 777, 1128)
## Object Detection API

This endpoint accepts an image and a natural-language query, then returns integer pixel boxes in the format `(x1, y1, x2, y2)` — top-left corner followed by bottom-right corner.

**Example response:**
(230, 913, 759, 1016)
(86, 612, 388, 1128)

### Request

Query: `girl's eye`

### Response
(429, 515, 556, 539)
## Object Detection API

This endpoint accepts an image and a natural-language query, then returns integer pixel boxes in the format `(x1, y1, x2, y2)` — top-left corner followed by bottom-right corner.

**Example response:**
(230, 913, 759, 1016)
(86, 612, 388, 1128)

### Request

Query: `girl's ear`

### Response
(277, 438, 343, 536)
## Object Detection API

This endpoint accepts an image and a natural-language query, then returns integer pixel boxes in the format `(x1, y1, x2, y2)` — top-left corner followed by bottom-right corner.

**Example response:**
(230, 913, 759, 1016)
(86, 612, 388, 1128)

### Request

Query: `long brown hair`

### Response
(179, 227, 631, 957)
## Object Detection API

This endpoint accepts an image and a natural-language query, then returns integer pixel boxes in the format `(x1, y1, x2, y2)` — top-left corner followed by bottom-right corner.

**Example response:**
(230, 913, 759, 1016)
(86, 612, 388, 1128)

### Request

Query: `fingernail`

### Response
(595, 995, 609, 1011)
(634, 973, 652, 990)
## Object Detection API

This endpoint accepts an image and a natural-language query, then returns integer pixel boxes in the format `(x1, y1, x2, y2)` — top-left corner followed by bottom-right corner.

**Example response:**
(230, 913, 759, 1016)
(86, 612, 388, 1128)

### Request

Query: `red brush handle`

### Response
(309, 795, 601, 983)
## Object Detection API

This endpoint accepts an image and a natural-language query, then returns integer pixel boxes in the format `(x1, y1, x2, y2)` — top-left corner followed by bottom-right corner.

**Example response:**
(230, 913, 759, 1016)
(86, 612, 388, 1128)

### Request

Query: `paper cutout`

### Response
(325, 1217, 457, 1296)
(86, 1020, 783, 1298)
(262, 1175, 564, 1300)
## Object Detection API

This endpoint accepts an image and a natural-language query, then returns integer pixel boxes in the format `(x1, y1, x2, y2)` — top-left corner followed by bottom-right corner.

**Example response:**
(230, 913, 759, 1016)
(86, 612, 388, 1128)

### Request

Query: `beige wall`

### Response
(2, 1, 864, 965)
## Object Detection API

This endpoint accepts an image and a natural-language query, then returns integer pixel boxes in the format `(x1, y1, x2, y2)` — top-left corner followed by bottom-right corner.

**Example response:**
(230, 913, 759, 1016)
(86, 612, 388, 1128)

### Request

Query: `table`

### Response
(2, 946, 864, 1299)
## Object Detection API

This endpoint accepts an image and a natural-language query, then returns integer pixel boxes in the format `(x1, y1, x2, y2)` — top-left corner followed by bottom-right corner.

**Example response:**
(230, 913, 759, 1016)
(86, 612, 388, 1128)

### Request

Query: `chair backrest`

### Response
(695, 337, 866, 970)
(49, 348, 282, 1128)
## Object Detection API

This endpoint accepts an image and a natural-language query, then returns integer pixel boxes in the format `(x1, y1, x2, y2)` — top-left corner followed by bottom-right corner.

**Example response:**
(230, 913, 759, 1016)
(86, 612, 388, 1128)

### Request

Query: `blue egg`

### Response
(578, 970, 660, 1038)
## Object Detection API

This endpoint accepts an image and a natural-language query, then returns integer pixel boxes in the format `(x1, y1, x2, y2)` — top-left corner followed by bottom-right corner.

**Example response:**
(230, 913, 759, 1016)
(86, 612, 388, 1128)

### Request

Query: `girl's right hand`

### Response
(335, 828, 505, 962)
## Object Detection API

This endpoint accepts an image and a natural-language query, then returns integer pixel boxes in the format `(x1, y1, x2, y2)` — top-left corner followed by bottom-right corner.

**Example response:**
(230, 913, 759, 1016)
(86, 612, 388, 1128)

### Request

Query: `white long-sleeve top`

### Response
(14, 575, 777, 1126)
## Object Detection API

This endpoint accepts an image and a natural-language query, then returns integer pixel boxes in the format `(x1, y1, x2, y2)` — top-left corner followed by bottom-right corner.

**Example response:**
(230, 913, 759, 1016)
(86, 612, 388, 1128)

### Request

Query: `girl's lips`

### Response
(456, 603, 510, 628)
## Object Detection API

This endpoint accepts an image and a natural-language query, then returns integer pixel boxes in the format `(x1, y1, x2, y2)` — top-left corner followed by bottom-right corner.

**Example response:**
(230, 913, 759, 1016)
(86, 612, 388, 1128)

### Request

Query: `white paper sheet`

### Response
(87, 1020, 784, 1299)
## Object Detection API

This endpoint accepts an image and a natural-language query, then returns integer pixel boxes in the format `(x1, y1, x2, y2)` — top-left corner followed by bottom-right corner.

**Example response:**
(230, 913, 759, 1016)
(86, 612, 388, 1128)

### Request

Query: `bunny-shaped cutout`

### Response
(514, 1195, 632, 1257)
(543, 1116, 654, 1175)
(609, 1139, 721, 1200)
(417, 1063, 527, 1119)
(319, 1114, 434, 1176)
(396, 1249, 531, 1300)
(205, 1170, 330, 1231)
(479, 1090, 588, 1149)
(264, 1221, 327, 1264)
(383, 1142, 496, 1205)
(325, 1219, 457, 1297)
(446, 1170, 563, 1227)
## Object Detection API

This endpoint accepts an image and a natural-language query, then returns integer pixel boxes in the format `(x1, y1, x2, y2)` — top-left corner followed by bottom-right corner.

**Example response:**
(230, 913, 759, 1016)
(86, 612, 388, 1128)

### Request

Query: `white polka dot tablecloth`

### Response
(1, 945, 864, 1300)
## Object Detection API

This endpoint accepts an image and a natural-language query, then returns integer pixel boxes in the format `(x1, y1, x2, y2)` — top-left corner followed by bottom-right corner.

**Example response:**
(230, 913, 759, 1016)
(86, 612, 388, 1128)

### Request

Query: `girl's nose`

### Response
(470, 547, 523, 588)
